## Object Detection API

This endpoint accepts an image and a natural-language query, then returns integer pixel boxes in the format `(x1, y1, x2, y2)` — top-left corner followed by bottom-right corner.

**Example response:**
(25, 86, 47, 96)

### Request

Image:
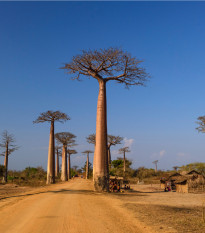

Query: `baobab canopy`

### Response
(62, 47, 149, 87)
(33, 110, 70, 124)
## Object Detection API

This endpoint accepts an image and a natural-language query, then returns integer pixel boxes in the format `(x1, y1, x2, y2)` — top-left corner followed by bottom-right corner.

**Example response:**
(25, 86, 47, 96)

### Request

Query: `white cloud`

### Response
(123, 137, 134, 148)
(151, 150, 166, 159)
(159, 150, 166, 158)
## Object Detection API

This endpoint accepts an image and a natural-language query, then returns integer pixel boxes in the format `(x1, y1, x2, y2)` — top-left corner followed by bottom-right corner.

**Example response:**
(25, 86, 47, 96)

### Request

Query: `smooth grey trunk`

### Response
(86, 153, 89, 179)
(123, 151, 126, 173)
(68, 153, 71, 179)
(94, 80, 109, 192)
(2, 143, 8, 183)
(47, 121, 55, 184)
(61, 145, 68, 181)
(55, 149, 59, 177)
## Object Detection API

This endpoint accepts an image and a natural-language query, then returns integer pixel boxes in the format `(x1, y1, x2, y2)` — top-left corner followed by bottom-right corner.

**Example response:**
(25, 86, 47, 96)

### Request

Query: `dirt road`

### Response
(0, 179, 152, 233)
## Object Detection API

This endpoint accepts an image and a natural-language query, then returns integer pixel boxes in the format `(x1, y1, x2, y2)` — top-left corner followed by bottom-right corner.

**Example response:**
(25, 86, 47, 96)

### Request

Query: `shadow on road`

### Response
(0, 187, 158, 200)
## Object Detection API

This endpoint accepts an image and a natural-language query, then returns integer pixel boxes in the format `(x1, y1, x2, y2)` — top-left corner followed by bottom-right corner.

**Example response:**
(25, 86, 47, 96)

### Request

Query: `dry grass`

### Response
(125, 203, 205, 233)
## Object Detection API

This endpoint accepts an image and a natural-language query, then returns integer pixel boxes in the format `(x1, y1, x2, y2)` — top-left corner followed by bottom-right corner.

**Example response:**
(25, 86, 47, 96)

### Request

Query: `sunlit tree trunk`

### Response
(47, 121, 55, 184)
(61, 145, 68, 181)
(68, 153, 71, 179)
(55, 149, 59, 177)
(93, 151, 95, 182)
(123, 151, 126, 173)
(2, 143, 8, 183)
(94, 80, 109, 191)
(86, 153, 89, 179)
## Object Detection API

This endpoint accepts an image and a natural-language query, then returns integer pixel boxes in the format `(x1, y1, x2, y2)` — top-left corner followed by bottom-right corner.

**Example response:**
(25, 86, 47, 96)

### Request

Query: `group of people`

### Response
(109, 180, 131, 192)
(109, 180, 121, 192)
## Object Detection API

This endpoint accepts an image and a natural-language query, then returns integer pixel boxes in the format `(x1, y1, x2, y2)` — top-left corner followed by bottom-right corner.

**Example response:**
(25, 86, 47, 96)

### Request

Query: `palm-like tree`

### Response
(0, 130, 18, 183)
(63, 48, 149, 191)
(67, 149, 77, 179)
(119, 147, 130, 174)
(55, 132, 76, 181)
(33, 110, 70, 184)
(82, 150, 93, 179)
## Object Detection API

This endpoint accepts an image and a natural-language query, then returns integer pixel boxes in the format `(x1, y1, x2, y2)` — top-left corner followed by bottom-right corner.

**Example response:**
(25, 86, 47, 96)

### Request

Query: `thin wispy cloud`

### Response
(123, 137, 134, 148)
(159, 150, 166, 158)
(151, 150, 166, 159)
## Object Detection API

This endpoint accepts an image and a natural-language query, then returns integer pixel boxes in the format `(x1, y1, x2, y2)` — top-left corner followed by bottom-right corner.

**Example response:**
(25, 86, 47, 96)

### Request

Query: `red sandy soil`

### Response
(0, 179, 204, 233)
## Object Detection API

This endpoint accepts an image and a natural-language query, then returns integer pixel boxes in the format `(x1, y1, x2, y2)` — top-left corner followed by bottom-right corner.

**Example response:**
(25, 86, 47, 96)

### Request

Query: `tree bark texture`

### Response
(47, 121, 55, 184)
(2, 143, 8, 183)
(94, 80, 109, 192)
(55, 149, 59, 177)
(68, 153, 71, 179)
(86, 153, 89, 179)
(61, 145, 68, 181)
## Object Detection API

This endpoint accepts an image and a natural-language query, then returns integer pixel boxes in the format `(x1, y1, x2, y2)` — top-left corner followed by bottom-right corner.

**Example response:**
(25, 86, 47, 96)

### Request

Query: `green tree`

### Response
(179, 162, 205, 176)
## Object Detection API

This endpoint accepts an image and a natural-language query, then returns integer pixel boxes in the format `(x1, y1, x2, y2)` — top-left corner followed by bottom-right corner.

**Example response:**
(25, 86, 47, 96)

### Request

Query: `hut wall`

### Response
(188, 185, 205, 193)
(160, 183, 166, 189)
(187, 176, 205, 193)
(176, 183, 188, 193)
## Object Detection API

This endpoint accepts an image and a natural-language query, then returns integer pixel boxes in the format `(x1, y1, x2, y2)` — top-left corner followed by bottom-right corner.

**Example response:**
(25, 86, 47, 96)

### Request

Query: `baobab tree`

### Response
(55, 145, 62, 177)
(196, 116, 205, 133)
(0, 130, 18, 183)
(152, 160, 158, 172)
(33, 110, 70, 184)
(86, 134, 123, 167)
(119, 147, 130, 174)
(55, 132, 76, 181)
(108, 135, 123, 167)
(67, 149, 77, 179)
(173, 166, 179, 171)
(63, 48, 149, 191)
(82, 150, 93, 179)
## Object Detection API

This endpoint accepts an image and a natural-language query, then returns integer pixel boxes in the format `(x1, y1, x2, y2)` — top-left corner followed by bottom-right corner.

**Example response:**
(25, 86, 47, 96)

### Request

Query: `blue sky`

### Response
(0, 1, 205, 171)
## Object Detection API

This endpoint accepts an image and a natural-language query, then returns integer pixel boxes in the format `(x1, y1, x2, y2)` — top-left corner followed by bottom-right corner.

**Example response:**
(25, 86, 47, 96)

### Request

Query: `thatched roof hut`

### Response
(160, 172, 182, 190)
(175, 170, 205, 193)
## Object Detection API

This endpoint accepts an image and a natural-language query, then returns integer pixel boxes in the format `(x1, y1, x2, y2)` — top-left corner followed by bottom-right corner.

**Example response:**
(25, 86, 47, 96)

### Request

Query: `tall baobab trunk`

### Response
(68, 153, 71, 179)
(2, 143, 8, 183)
(55, 149, 59, 177)
(93, 151, 95, 181)
(86, 153, 89, 179)
(94, 80, 109, 191)
(47, 121, 55, 184)
(108, 146, 111, 168)
(61, 145, 68, 181)
(123, 151, 126, 173)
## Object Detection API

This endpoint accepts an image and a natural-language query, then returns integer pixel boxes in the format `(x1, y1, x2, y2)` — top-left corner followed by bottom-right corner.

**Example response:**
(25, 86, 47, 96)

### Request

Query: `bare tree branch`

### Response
(196, 116, 205, 133)
(0, 130, 19, 156)
(62, 47, 149, 87)
(33, 110, 70, 124)
(55, 132, 76, 147)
